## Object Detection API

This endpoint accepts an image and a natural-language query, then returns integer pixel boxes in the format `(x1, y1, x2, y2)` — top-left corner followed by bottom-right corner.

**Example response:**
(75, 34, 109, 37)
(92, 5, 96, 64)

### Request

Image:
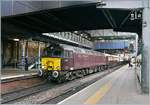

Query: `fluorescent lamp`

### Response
(13, 38, 19, 41)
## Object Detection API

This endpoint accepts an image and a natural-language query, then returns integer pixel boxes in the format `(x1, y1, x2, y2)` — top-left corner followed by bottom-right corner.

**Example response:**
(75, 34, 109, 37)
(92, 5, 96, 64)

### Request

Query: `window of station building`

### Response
(58, 32, 62, 37)
(74, 35, 76, 41)
(67, 32, 71, 39)
(71, 35, 74, 41)
(63, 32, 67, 39)
(70, 33, 74, 41)
(64, 32, 67, 38)
(61, 32, 64, 37)
(65, 32, 68, 39)
(68, 33, 71, 40)
(75, 35, 78, 42)
(77, 36, 80, 42)
(69, 33, 72, 39)
(73, 35, 76, 41)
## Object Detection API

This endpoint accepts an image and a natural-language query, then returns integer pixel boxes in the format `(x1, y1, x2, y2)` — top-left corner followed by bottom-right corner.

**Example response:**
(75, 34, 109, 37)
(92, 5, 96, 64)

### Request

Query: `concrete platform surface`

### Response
(58, 65, 149, 104)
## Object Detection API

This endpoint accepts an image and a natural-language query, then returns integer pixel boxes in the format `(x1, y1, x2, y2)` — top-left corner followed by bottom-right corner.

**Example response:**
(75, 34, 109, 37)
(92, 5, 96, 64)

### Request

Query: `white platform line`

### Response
(1, 73, 38, 80)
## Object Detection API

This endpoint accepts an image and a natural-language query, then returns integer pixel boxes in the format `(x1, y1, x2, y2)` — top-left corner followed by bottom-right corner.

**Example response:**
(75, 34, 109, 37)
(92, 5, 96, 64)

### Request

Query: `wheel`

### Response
(38, 69, 43, 77)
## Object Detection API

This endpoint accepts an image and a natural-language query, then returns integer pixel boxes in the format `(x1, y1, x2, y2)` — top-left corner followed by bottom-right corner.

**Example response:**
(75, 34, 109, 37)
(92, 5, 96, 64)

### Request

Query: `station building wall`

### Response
(1, 39, 46, 68)
(1, 39, 19, 67)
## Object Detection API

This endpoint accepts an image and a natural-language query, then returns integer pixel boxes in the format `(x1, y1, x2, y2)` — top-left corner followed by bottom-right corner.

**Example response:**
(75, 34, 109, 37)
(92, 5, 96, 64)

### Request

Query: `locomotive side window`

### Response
(69, 51, 73, 58)
(64, 50, 73, 58)
(64, 50, 68, 58)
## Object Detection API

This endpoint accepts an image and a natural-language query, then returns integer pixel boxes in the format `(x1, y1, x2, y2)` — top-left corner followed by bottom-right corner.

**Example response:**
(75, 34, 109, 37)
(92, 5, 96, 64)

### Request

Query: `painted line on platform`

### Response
(84, 66, 126, 104)
(84, 81, 112, 104)
(57, 72, 114, 105)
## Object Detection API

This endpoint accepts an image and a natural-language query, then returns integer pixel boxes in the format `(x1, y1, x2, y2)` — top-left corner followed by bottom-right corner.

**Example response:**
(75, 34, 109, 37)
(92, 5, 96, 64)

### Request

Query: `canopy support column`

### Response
(142, 0, 150, 93)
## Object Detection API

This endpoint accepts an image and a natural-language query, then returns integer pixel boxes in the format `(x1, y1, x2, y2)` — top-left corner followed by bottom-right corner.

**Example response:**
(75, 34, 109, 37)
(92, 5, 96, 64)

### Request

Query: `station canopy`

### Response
(2, 3, 142, 40)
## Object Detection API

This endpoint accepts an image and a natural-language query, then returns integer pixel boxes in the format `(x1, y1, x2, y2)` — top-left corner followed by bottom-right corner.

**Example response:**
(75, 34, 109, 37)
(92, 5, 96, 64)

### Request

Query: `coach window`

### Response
(69, 51, 73, 58)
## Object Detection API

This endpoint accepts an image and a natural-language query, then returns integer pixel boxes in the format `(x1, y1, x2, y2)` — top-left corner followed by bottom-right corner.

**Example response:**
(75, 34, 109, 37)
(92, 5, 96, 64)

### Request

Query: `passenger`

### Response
(128, 59, 132, 68)
(25, 56, 28, 71)
(137, 59, 141, 67)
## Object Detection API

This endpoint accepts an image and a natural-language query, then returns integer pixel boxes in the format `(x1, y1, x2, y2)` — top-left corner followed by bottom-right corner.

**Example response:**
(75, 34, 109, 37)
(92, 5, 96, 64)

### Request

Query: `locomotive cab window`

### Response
(53, 49, 62, 57)
(42, 45, 63, 57)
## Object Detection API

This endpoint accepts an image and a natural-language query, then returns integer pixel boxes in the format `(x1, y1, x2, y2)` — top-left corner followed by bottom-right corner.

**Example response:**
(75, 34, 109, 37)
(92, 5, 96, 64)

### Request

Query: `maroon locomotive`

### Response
(40, 44, 120, 83)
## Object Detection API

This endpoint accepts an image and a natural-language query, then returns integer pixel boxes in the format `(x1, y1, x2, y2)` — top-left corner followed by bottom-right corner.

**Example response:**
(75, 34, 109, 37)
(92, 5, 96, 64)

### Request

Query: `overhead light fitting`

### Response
(74, 31, 78, 34)
(13, 38, 20, 41)
(96, 0, 106, 8)
(28, 37, 33, 42)
(98, 37, 103, 40)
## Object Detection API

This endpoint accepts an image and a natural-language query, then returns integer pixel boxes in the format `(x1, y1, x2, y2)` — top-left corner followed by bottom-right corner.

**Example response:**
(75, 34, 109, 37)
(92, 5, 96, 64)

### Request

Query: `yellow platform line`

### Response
(84, 81, 112, 104)
(84, 66, 125, 104)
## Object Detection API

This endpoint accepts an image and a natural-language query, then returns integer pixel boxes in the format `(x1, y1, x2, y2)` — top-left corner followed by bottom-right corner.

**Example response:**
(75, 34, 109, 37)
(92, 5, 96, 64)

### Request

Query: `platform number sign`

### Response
(130, 10, 142, 21)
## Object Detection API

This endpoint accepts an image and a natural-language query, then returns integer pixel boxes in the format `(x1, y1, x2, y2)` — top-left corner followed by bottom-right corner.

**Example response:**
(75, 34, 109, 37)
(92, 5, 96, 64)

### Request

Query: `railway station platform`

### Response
(58, 65, 149, 104)
(1, 68, 38, 83)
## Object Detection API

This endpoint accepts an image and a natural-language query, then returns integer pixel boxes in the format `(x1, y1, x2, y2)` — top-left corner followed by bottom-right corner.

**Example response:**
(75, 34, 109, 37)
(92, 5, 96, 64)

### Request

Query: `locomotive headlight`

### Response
(52, 71, 59, 78)
(42, 65, 46, 69)
(70, 67, 74, 70)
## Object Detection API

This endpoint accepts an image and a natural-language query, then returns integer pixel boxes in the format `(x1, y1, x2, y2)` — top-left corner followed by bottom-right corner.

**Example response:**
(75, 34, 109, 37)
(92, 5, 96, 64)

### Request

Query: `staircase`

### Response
(17, 56, 40, 70)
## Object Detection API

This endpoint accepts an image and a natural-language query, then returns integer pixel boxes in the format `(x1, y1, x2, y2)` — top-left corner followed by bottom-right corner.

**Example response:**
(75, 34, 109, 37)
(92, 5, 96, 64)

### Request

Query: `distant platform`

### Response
(1, 68, 38, 83)
(58, 65, 149, 104)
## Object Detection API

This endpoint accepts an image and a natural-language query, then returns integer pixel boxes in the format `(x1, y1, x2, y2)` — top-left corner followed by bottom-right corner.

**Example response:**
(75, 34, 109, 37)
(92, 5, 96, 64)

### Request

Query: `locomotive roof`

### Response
(60, 44, 105, 56)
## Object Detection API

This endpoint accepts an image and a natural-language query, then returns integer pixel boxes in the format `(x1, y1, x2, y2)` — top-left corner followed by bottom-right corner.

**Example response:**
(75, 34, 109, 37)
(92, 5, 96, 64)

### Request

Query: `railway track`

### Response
(1, 65, 123, 104)
(1, 80, 51, 104)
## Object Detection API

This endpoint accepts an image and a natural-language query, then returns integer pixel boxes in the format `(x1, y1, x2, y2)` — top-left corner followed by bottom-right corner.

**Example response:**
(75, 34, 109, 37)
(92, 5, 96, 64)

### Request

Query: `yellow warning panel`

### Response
(41, 57, 61, 71)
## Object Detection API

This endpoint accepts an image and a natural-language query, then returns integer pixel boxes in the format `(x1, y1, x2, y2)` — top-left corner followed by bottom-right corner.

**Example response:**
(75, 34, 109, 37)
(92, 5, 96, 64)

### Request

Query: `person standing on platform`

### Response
(25, 56, 28, 71)
(128, 58, 132, 68)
